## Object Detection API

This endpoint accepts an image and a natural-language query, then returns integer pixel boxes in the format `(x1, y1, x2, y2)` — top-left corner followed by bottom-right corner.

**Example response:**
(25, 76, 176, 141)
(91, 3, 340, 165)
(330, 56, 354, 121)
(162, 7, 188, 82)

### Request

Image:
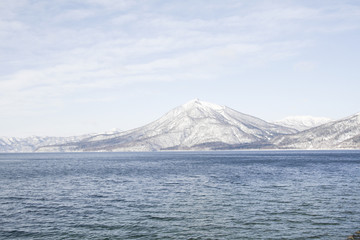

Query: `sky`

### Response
(1, 0, 360, 137)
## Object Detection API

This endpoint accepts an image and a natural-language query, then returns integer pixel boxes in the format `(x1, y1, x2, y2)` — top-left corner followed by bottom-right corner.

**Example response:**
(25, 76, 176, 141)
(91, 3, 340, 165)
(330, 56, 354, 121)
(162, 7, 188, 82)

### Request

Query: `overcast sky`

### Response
(1, 0, 360, 137)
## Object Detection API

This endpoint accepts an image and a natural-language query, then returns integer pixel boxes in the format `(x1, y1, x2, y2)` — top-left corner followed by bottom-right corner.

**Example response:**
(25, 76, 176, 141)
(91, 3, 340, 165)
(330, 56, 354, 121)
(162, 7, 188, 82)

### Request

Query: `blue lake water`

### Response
(0, 151, 359, 239)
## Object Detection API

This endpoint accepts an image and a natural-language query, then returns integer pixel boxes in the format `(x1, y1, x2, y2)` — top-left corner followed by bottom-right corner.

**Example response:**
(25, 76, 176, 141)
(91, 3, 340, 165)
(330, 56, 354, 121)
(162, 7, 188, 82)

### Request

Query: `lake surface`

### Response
(0, 151, 359, 239)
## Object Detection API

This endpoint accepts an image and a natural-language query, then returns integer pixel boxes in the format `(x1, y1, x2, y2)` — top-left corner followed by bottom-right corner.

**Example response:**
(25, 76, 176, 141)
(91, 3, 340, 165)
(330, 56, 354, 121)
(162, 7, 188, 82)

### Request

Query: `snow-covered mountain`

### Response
(272, 112, 360, 149)
(274, 116, 332, 131)
(37, 99, 296, 152)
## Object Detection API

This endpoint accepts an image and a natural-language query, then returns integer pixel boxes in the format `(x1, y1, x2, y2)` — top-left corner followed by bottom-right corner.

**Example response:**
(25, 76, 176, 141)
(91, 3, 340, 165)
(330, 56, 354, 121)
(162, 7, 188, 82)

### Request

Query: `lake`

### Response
(0, 151, 359, 239)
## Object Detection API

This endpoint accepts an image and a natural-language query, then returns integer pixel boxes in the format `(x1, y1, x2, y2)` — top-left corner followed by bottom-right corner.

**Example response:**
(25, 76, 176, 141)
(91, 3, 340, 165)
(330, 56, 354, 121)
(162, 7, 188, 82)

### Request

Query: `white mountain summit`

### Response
(37, 99, 295, 152)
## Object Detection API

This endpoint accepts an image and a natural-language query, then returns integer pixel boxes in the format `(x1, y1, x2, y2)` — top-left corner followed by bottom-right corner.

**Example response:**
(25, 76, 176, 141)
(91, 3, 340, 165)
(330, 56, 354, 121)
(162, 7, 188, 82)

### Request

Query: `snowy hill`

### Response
(274, 116, 332, 131)
(0, 135, 88, 152)
(37, 99, 296, 152)
(0, 129, 122, 152)
(272, 112, 360, 149)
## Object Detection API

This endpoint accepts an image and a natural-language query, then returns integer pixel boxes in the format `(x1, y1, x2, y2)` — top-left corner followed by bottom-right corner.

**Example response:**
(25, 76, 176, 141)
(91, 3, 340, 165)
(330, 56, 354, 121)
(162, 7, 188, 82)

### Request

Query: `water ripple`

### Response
(0, 151, 359, 239)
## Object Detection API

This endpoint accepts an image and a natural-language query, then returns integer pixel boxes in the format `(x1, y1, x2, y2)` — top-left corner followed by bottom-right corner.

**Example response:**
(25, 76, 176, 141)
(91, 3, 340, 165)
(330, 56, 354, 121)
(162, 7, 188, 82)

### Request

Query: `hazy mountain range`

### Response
(0, 129, 121, 153)
(274, 116, 332, 131)
(1, 99, 359, 152)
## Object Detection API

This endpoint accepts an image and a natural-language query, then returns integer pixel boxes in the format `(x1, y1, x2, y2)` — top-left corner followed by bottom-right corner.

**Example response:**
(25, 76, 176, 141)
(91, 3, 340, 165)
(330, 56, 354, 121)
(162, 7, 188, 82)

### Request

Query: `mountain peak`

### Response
(182, 99, 224, 111)
(190, 98, 200, 103)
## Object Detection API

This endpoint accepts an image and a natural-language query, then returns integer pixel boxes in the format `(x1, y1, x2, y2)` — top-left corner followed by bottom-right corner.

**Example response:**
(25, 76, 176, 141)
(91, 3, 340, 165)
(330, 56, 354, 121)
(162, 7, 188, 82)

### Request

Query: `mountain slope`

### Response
(37, 99, 296, 152)
(272, 112, 360, 149)
(274, 116, 332, 131)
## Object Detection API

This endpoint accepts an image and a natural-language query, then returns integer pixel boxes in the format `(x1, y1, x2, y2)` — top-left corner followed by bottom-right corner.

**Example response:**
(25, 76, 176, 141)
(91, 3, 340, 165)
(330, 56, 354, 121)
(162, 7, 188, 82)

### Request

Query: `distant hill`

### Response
(272, 113, 360, 149)
(274, 116, 332, 131)
(0, 129, 122, 152)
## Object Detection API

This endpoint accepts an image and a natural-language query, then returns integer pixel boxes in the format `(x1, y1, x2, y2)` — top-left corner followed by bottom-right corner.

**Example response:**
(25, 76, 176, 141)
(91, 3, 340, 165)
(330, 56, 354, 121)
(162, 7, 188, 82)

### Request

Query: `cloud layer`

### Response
(1, 0, 360, 136)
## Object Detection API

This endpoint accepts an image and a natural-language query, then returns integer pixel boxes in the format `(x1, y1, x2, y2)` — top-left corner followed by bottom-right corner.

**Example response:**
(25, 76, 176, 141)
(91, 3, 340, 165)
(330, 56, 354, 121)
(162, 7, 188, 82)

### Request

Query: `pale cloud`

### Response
(55, 9, 95, 22)
(0, 37, 306, 109)
(0, 20, 25, 32)
(0, 0, 28, 20)
(111, 14, 138, 25)
(84, 0, 134, 9)
(293, 61, 317, 72)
